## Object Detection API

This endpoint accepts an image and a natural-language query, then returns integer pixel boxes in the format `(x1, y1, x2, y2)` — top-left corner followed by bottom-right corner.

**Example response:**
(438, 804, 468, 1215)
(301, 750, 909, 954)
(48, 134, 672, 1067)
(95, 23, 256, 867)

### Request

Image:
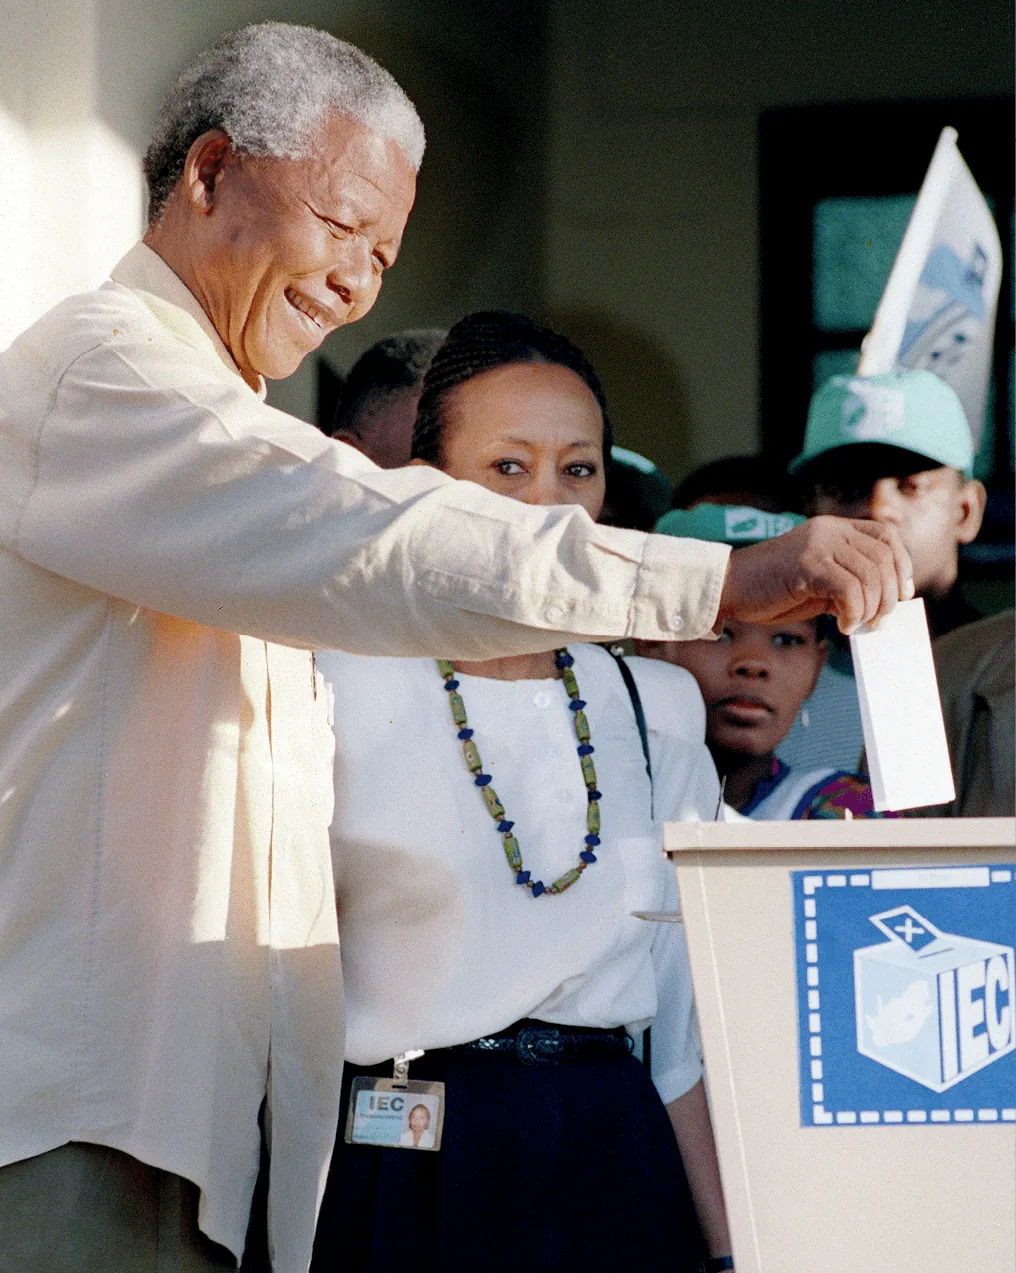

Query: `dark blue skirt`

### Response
(310, 1041, 705, 1273)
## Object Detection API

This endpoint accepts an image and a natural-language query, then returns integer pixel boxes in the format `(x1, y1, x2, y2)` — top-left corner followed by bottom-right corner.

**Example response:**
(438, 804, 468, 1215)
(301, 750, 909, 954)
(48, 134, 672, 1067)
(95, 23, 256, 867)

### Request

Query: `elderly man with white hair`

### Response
(0, 21, 913, 1273)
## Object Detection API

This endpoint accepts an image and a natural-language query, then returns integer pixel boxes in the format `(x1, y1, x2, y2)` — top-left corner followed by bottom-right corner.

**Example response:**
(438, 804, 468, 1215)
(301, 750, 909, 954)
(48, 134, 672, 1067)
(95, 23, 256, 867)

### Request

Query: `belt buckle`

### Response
(515, 1025, 564, 1065)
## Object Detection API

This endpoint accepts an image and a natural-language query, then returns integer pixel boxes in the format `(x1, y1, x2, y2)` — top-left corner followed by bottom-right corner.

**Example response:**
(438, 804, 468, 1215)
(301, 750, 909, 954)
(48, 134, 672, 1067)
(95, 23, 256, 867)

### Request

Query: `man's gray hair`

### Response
(143, 22, 425, 225)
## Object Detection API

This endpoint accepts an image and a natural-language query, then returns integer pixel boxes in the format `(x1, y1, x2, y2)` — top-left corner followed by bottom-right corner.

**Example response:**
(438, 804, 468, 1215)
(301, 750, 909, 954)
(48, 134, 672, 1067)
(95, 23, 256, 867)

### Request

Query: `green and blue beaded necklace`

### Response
(436, 649, 600, 897)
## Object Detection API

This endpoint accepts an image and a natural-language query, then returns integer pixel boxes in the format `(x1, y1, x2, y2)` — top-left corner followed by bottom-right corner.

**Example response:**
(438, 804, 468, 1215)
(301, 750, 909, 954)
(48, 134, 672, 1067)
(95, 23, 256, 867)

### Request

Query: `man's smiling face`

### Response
(188, 114, 416, 384)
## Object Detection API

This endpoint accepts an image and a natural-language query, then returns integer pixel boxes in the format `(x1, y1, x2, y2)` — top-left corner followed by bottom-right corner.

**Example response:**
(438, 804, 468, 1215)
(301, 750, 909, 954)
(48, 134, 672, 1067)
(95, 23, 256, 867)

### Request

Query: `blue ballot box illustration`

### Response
(855, 904, 1015, 1090)
(792, 865, 1016, 1126)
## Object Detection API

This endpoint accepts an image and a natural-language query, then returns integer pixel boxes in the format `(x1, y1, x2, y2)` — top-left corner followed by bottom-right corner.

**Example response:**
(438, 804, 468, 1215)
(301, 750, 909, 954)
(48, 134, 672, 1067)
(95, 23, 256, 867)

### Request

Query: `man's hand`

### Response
(717, 515, 914, 635)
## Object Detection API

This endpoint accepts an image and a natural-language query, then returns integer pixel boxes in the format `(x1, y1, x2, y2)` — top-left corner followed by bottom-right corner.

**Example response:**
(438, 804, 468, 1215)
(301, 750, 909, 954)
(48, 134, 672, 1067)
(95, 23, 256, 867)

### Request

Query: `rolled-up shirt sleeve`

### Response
(6, 307, 728, 658)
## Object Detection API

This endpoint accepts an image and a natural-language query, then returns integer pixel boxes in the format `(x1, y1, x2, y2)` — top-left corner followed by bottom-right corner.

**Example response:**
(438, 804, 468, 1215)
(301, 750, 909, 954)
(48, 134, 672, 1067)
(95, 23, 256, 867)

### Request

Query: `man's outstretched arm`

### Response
(7, 323, 910, 657)
(718, 514, 913, 634)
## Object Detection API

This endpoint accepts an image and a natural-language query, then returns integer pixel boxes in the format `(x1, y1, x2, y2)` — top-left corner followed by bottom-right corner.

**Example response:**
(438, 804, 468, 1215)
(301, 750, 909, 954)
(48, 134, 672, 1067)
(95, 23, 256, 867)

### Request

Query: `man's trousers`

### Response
(0, 1142, 237, 1272)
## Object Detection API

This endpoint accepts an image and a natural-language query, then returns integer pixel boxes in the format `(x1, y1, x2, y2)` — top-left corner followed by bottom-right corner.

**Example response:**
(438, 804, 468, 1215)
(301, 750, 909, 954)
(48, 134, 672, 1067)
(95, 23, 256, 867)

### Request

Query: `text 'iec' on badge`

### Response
(791, 865, 1016, 1127)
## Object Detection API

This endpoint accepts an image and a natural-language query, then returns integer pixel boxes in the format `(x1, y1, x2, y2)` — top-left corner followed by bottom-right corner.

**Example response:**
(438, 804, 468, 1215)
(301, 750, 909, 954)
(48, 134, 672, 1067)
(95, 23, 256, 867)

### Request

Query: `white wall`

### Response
(0, 0, 142, 348)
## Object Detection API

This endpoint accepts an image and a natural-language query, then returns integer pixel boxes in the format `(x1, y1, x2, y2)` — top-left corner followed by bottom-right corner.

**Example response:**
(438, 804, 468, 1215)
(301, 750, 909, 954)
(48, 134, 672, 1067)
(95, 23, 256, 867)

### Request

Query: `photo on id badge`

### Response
(792, 865, 1016, 1128)
(346, 1078, 445, 1151)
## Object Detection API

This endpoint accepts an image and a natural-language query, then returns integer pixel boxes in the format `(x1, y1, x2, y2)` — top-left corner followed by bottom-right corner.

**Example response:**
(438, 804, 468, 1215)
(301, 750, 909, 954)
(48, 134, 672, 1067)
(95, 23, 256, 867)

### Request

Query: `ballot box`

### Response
(664, 817, 1016, 1273)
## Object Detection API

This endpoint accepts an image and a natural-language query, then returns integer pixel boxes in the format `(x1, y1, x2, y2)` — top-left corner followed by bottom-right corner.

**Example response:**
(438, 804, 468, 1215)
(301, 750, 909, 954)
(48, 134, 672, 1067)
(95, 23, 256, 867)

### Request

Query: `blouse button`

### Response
(533, 690, 552, 709)
(667, 612, 685, 633)
(544, 604, 565, 625)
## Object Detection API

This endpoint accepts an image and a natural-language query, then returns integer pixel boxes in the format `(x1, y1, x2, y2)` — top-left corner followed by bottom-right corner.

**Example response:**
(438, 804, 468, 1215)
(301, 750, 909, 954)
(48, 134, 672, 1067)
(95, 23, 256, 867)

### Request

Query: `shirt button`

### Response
(533, 690, 552, 709)
(668, 612, 685, 633)
(545, 604, 565, 625)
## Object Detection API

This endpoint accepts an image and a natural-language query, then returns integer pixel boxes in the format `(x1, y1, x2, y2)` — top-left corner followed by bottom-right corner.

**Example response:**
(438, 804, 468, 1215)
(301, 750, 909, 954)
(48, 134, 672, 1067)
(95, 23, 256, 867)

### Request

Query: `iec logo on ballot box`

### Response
(792, 864, 1016, 1127)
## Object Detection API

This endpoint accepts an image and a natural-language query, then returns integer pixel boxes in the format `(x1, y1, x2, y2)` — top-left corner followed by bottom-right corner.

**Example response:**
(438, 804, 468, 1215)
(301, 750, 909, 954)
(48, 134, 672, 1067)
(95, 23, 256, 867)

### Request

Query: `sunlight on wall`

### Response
(30, 118, 142, 322)
(0, 116, 142, 351)
(0, 0, 143, 353)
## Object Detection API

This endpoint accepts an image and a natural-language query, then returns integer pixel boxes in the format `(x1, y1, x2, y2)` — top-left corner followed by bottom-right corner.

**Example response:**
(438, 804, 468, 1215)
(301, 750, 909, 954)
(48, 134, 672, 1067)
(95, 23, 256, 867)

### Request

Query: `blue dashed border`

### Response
(800, 868, 1016, 1127)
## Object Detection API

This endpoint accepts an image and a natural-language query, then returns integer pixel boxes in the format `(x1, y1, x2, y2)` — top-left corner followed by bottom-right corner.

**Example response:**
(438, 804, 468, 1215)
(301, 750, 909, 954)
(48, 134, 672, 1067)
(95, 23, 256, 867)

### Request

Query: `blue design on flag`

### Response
(792, 866, 1016, 1127)
(899, 243, 988, 376)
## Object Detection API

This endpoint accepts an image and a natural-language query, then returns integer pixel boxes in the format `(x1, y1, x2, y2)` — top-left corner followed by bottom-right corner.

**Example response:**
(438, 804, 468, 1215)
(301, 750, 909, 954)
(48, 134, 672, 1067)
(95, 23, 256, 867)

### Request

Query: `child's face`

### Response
(659, 619, 827, 757)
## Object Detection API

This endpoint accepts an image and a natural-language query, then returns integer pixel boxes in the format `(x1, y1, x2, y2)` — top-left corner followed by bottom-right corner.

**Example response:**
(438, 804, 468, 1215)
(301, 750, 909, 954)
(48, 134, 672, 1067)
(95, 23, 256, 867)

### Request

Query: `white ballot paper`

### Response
(849, 598, 955, 812)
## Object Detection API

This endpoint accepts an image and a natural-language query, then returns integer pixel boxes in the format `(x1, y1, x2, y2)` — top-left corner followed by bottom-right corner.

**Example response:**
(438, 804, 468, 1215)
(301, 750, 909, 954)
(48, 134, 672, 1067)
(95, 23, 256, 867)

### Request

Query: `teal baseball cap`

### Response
(790, 370, 973, 477)
(655, 503, 804, 545)
(603, 446, 674, 530)
(609, 446, 673, 517)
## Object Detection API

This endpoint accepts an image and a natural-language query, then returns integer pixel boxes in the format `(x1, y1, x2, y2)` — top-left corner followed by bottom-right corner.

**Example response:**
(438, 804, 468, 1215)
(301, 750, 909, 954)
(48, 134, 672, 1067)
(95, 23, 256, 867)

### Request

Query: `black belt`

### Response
(452, 1019, 634, 1066)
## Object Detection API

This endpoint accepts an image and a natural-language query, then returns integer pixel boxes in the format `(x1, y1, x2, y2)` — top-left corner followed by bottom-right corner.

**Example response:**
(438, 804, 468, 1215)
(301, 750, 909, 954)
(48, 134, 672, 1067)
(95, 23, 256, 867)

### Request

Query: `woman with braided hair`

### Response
(312, 313, 734, 1273)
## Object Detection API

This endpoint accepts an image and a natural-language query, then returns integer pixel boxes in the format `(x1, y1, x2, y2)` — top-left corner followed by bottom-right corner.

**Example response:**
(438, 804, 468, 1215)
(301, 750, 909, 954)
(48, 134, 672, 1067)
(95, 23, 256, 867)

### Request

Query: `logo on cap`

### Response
(723, 507, 799, 542)
(840, 380, 906, 441)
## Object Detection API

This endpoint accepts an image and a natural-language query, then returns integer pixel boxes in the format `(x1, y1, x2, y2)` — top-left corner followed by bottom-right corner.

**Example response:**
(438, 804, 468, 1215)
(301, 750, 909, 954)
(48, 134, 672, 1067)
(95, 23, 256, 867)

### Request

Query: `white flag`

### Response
(858, 127, 1002, 451)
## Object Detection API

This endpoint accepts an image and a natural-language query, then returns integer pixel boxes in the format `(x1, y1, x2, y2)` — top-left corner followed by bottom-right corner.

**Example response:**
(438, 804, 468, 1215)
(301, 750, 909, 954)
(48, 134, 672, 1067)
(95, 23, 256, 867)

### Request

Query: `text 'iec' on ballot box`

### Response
(664, 816, 1016, 1273)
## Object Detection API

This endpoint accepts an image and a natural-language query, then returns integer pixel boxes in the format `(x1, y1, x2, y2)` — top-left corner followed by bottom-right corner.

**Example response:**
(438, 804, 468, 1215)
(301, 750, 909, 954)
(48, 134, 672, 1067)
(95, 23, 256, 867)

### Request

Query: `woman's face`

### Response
(437, 360, 607, 519)
(409, 1105, 431, 1133)
(661, 619, 827, 758)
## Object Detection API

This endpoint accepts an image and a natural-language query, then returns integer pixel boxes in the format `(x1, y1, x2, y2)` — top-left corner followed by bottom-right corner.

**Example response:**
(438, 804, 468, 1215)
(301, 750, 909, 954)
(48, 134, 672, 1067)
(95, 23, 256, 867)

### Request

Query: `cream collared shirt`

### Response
(0, 243, 729, 1271)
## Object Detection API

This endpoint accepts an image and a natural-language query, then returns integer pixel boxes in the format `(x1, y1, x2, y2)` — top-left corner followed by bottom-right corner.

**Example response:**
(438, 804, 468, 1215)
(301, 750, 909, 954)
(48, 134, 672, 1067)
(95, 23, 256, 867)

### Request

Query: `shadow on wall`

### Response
(546, 309, 694, 482)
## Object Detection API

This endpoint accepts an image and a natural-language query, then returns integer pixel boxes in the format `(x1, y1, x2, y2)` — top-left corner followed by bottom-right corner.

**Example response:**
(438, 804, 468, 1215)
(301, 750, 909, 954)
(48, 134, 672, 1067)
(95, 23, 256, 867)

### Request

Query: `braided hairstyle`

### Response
(411, 311, 613, 467)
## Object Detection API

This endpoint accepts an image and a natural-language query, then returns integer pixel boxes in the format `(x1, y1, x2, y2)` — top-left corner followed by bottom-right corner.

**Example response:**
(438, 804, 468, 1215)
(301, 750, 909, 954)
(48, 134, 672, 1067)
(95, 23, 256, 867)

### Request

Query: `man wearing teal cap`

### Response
(791, 370, 985, 610)
(779, 369, 987, 773)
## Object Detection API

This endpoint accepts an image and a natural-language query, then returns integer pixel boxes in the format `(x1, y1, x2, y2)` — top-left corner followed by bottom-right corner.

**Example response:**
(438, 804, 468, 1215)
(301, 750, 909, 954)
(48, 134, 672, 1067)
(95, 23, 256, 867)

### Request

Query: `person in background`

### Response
(778, 370, 986, 774)
(328, 329, 446, 467)
(911, 608, 1014, 817)
(599, 446, 674, 530)
(671, 455, 800, 515)
(313, 312, 733, 1273)
(639, 505, 883, 820)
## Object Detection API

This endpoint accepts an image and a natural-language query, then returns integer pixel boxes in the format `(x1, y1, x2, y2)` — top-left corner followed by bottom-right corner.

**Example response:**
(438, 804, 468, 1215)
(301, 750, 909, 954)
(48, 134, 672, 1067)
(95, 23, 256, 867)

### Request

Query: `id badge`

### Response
(345, 1077, 445, 1151)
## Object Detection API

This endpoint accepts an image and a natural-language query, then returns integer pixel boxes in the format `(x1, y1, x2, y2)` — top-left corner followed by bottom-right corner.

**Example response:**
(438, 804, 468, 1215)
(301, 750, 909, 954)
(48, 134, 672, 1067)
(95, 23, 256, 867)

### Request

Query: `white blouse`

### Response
(321, 643, 720, 1105)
